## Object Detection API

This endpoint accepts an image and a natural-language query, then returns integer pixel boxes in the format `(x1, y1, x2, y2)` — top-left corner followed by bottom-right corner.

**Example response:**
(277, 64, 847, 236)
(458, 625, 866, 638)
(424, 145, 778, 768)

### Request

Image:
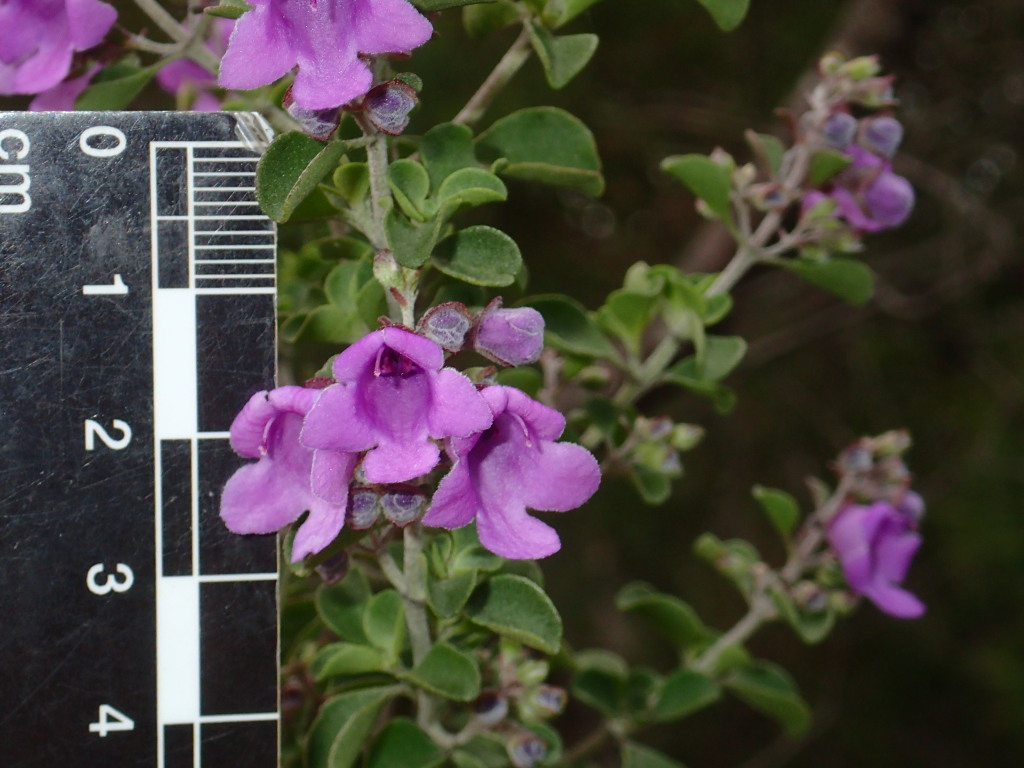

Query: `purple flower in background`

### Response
(28, 62, 99, 110)
(473, 299, 545, 367)
(860, 116, 903, 158)
(0, 0, 116, 95)
(805, 145, 914, 233)
(157, 18, 234, 111)
(827, 497, 925, 618)
(422, 386, 600, 560)
(219, 0, 433, 110)
(301, 327, 493, 484)
(220, 386, 358, 562)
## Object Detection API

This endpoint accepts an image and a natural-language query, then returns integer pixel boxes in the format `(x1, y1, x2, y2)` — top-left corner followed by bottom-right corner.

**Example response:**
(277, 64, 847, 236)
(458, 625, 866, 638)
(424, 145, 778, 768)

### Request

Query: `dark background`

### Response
(6, 0, 1022, 765)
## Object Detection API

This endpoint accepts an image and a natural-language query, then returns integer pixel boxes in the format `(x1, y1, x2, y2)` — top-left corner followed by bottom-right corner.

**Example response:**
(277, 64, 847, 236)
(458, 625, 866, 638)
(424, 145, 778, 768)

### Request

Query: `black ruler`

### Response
(0, 112, 279, 768)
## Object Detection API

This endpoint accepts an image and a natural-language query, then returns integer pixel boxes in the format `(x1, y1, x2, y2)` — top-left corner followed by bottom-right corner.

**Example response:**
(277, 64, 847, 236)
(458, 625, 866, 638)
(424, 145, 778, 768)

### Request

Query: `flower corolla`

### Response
(0, 0, 116, 96)
(301, 327, 493, 484)
(220, 385, 357, 562)
(422, 386, 601, 560)
(827, 495, 925, 618)
(218, 0, 433, 110)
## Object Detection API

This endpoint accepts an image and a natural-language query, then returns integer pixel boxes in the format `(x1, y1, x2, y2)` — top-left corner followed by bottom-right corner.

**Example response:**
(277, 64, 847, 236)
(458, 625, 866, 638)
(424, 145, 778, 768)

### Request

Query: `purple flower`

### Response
(807, 146, 914, 233)
(827, 498, 925, 618)
(28, 62, 99, 110)
(822, 111, 858, 149)
(422, 386, 600, 560)
(301, 327, 493, 484)
(157, 18, 234, 111)
(0, 0, 116, 95)
(218, 0, 433, 110)
(473, 299, 545, 367)
(220, 385, 358, 562)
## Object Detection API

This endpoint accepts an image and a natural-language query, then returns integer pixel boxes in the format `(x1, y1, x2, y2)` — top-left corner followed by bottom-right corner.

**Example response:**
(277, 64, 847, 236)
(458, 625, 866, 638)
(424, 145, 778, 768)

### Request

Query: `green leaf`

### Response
(477, 107, 604, 196)
(333, 162, 370, 204)
(781, 257, 875, 305)
(772, 589, 836, 645)
(725, 662, 812, 736)
(363, 590, 407, 659)
(434, 167, 508, 211)
(466, 574, 563, 654)
(311, 642, 389, 680)
(573, 667, 626, 716)
(303, 256, 384, 344)
(431, 225, 522, 286)
(427, 569, 479, 619)
(463, 3, 519, 37)
(316, 569, 371, 643)
(542, 0, 602, 28)
(403, 642, 482, 701)
(597, 290, 652, 351)
(386, 210, 444, 269)
(695, 0, 750, 31)
(204, 0, 252, 19)
(413, 0, 492, 9)
(76, 63, 158, 110)
(628, 464, 673, 505)
(664, 335, 747, 385)
(808, 149, 853, 185)
(257, 131, 347, 223)
(746, 131, 786, 177)
(661, 154, 734, 225)
(305, 687, 398, 768)
(694, 534, 761, 596)
(367, 719, 444, 768)
(615, 582, 714, 653)
(622, 742, 687, 768)
(421, 123, 479, 189)
(752, 485, 800, 538)
(523, 294, 615, 358)
(652, 669, 720, 721)
(388, 159, 431, 221)
(527, 21, 599, 89)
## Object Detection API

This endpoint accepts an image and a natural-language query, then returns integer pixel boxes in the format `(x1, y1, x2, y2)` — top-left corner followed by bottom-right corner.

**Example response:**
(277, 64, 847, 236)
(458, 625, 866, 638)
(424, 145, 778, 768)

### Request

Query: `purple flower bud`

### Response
(897, 490, 925, 523)
(861, 116, 903, 158)
(364, 80, 418, 136)
(822, 112, 858, 149)
(827, 501, 925, 619)
(531, 685, 567, 716)
(284, 88, 342, 141)
(418, 302, 474, 353)
(862, 170, 914, 229)
(347, 487, 382, 530)
(508, 735, 548, 768)
(473, 690, 509, 726)
(380, 484, 426, 527)
(473, 298, 545, 367)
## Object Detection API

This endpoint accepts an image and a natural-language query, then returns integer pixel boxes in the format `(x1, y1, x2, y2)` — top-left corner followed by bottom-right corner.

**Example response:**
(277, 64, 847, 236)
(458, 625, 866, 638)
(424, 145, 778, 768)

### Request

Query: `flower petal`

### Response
(864, 581, 926, 619)
(520, 441, 600, 512)
(229, 391, 275, 458)
(876, 529, 921, 584)
(476, 496, 561, 560)
(310, 449, 357, 504)
(291, 494, 349, 562)
(428, 369, 493, 439)
(351, 0, 433, 55)
(331, 329, 386, 382)
(362, 439, 439, 484)
(220, 459, 305, 534)
(422, 461, 478, 529)
(497, 386, 566, 442)
(219, 0, 297, 91)
(301, 383, 376, 452)
(65, 0, 118, 50)
(382, 326, 444, 371)
(828, 503, 888, 592)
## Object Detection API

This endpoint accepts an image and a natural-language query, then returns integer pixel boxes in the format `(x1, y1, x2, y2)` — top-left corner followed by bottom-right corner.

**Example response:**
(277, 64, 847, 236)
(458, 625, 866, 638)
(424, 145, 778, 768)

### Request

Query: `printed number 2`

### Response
(84, 419, 132, 451)
(86, 563, 134, 595)
(89, 704, 135, 737)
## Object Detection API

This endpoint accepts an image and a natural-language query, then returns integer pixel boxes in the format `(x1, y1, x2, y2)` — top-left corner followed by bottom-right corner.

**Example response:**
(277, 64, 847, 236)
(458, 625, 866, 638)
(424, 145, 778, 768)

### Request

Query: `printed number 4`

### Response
(90, 704, 135, 737)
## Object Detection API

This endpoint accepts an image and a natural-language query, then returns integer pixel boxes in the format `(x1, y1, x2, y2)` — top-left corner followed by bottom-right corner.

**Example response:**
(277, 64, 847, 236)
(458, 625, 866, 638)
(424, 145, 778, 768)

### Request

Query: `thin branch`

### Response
(453, 27, 533, 126)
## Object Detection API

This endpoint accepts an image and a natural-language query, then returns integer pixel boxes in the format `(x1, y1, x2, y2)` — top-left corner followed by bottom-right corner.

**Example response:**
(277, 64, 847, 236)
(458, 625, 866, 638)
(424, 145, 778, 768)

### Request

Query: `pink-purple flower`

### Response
(218, 0, 433, 110)
(220, 385, 357, 562)
(0, 0, 116, 96)
(301, 327, 493, 484)
(827, 495, 925, 618)
(422, 386, 600, 560)
(156, 18, 234, 111)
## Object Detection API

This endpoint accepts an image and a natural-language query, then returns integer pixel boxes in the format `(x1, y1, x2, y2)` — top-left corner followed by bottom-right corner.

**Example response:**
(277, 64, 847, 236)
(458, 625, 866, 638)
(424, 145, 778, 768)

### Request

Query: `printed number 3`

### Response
(89, 704, 135, 737)
(86, 563, 134, 595)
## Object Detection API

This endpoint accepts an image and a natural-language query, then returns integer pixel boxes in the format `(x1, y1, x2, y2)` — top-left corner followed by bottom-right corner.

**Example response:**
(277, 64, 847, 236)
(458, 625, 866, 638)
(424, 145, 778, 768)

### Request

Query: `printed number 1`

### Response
(89, 704, 135, 737)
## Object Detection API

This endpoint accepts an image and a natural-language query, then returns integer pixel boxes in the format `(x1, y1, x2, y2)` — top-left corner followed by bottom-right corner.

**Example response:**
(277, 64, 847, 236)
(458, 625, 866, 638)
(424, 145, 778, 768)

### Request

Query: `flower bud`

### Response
(473, 298, 545, 367)
(508, 734, 548, 768)
(863, 172, 914, 229)
(347, 487, 382, 530)
(841, 55, 881, 80)
(530, 685, 567, 717)
(860, 116, 904, 158)
(898, 490, 925, 523)
(363, 80, 418, 136)
(381, 485, 426, 526)
(283, 87, 342, 141)
(822, 112, 858, 149)
(314, 551, 350, 585)
(417, 302, 473, 353)
(473, 690, 509, 726)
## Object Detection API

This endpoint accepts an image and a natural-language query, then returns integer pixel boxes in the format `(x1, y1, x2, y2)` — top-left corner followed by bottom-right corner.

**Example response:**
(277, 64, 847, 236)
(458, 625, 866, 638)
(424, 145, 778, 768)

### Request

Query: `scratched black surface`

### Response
(0, 112, 277, 767)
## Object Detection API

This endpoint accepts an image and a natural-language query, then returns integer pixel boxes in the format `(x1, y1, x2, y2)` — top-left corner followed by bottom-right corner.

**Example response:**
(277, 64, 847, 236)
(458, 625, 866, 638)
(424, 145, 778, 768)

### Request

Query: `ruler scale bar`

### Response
(1, 112, 279, 768)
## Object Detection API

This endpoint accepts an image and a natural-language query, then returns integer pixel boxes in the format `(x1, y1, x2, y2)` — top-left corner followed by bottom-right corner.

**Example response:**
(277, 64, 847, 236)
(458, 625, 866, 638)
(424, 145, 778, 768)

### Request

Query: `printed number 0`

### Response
(84, 419, 132, 451)
(86, 563, 134, 595)
(89, 704, 135, 737)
